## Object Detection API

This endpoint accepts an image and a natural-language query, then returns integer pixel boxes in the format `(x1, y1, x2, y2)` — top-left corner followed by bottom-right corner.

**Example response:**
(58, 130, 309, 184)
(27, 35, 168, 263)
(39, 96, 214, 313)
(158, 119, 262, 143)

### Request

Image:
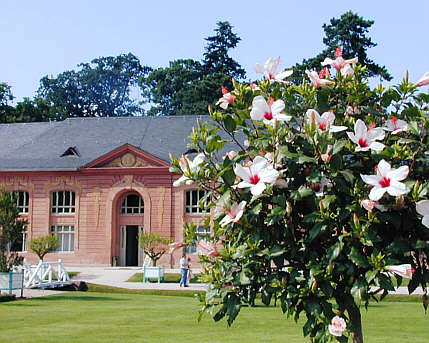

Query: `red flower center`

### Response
(264, 112, 273, 120)
(228, 95, 236, 103)
(311, 183, 321, 192)
(269, 73, 275, 79)
(249, 174, 260, 185)
(379, 177, 390, 188)
(319, 122, 327, 131)
(358, 138, 368, 147)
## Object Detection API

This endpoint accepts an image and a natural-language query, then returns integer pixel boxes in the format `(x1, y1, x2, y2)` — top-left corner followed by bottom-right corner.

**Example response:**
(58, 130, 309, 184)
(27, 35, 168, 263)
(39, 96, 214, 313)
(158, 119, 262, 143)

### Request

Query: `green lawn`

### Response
(0, 291, 427, 343)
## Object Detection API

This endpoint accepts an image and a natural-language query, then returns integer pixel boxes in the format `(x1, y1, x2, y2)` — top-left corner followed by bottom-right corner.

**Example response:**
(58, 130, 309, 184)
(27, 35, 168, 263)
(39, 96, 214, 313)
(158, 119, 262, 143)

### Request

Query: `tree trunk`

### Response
(346, 303, 363, 343)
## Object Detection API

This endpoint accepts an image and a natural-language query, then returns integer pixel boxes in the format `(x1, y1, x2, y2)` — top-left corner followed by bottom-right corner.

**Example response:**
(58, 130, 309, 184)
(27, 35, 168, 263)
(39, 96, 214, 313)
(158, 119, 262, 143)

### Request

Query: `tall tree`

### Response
(0, 83, 14, 106)
(38, 53, 149, 118)
(202, 21, 245, 79)
(0, 82, 16, 123)
(290, 11, 391, 83)
(140, 21, 245, 116)
(12, 97, 63, 123)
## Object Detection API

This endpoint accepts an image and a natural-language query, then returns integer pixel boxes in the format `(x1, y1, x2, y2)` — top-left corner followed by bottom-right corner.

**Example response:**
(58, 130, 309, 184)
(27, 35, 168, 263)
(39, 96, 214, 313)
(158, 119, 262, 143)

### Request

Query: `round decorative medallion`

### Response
(121, 153, 136, 167)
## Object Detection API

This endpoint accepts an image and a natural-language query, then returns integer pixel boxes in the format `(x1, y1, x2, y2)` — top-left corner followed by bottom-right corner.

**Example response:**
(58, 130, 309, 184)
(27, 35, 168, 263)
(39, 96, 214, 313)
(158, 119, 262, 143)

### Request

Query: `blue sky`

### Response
(1, 0, 428, 102)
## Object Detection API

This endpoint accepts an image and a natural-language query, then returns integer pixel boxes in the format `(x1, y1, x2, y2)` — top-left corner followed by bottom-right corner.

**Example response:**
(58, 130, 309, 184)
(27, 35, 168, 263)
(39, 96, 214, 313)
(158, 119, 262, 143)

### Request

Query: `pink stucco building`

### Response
(0, 116, 211, 267)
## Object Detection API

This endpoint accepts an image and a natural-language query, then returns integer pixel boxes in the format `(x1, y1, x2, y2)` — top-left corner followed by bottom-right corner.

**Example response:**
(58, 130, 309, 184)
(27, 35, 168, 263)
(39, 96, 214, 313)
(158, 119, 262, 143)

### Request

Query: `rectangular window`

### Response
(51, 191, 75, 214)
(51, 225, 75, 252)
(8, 230, 27, 252)
(13, 191, 29, 214)
(185, 226, 211, 254)
(185, 190, 209, 214)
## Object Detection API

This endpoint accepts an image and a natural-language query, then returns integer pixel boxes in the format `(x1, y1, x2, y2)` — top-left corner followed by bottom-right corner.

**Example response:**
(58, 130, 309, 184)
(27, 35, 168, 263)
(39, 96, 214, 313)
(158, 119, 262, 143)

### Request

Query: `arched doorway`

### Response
(117, 192, 145, 266)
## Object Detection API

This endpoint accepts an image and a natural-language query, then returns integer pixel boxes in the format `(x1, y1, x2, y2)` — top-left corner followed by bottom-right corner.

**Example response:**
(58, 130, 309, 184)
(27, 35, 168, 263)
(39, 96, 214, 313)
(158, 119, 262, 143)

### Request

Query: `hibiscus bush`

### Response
(170, 49, 429, 343)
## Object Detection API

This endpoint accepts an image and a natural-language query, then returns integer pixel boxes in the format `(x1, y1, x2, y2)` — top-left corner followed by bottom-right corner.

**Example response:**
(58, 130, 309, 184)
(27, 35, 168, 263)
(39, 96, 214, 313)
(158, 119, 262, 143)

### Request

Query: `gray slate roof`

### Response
(0, 116, 210, 171)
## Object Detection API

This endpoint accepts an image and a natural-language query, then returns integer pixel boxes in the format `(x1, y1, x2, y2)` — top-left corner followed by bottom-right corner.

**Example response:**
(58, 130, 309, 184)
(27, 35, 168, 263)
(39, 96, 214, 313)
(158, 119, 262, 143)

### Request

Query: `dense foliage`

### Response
(29, 234, 60, 261)
(139, 21, 245, 116)
(290, 11, 391, 83)
(38, 53, 149, 117)
(171, 54, 429, 342)
(0, 186, 27, 272)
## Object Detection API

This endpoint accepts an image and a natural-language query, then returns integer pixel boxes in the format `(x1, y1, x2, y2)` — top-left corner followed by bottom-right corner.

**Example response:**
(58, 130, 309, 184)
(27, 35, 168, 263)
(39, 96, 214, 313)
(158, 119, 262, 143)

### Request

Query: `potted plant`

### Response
(0, 186, 27, 295)
(139, 231, 171, 283)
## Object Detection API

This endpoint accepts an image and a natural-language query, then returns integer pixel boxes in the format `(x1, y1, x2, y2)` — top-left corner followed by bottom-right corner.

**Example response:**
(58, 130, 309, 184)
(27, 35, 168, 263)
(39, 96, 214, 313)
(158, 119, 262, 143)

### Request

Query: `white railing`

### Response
(23, 259, 70, 288)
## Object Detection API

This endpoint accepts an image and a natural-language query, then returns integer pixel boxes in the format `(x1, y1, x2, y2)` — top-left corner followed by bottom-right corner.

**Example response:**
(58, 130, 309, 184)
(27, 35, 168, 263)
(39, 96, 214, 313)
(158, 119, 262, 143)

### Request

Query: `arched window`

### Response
(121, 194, 144, 214)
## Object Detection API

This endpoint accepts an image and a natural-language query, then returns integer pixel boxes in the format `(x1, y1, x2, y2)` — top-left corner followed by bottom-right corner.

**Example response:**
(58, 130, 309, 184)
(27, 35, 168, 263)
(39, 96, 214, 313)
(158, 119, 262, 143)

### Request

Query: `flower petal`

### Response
(275, 70, 293, 80)
(368, 141, 385, 153)
(422, 216, 429, 228)
(386, 180, 408, 196)
(250, 182, 266, 196)
(360, 174, 381, 187)
(321, 57, 335, 66)
(234, 164, 250, 183)
(271, 99, 285, 114)
(369, 186, 387, 201)
(377, 160, 391, 176)
(416, 200, 429, 216)
(388, 165, 409, 181)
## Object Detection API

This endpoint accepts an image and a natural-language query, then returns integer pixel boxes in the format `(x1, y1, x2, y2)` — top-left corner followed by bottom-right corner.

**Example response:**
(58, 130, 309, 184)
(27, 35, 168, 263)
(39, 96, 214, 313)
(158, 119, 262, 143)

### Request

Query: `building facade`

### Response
(0, 116, 211, 267)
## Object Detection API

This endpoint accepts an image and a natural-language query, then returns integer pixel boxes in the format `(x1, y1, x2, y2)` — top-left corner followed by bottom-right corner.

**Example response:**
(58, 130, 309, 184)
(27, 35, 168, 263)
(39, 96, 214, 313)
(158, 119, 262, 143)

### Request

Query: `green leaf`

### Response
(239, 270, 251, 285)
(378, 273, 395, 291)
(261, 288, 272, 306)
(269, 245, 285, 257)
(332, 139, 347, 155)
(223, 115, 236, 132)
(340, 169, 355, 183)
(279, 146, 299, 159)
(365, 270, 378, 284)
(317, 88, 329, 113)
(222, 168, 236, 186)
(291, 186, 313, 200)
(351, 278, 367, 305)
(303, 317, 316, 337)
(408, 121, 420, 135)
(226, 293, 241, 325)
(328, 241, 344, 262)
(318, 280, 334, 297)
(213, 304, 226, 322)
(408, 276, 419, 294)
(320, 195, 336, 209)
(350, 247, 369, 267)
(298, 155, 317, 164)
(309, 223, 326, 241)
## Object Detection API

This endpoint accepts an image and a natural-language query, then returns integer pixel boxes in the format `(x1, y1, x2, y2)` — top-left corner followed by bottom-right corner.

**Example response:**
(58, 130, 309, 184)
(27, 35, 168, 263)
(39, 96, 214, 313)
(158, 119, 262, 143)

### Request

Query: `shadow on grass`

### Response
(87, 283, 204, 298)
(27, 294, 125, 302)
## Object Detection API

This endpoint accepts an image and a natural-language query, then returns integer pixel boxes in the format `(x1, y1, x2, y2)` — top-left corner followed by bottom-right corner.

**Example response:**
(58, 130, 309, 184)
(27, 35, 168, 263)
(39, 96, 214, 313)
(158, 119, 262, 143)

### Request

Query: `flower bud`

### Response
(311, 280, 318, 292)
(353, 213, 359, 228)
(286, 201, 292, 216)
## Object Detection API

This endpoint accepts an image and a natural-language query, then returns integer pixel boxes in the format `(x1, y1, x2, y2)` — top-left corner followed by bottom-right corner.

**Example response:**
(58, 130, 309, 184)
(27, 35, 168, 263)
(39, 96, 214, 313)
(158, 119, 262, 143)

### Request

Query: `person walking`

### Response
(179, 252, 189, 287)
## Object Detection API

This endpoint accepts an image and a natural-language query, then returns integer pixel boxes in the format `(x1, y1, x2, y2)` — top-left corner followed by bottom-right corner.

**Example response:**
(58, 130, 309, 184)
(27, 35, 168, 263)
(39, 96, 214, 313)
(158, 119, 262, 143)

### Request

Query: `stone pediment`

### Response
(84, 144, 169, 169)
(102, 153, 154, 168)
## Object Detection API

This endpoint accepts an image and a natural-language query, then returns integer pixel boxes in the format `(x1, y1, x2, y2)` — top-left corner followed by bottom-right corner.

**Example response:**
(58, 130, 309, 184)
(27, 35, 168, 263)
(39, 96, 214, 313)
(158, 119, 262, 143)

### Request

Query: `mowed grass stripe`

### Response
(0, 292, 426, 343)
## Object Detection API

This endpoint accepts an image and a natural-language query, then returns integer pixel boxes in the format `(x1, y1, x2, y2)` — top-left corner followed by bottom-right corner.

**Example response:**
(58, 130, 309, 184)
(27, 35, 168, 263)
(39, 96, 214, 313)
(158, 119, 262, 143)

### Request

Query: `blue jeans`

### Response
(180, 268, 188, 286)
